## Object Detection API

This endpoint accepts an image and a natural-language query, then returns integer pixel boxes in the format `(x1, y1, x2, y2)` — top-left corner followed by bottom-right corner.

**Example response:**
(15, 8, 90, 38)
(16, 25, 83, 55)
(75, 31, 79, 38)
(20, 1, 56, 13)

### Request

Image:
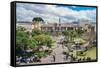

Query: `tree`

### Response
(32, 17, 44, 23)
(70, 30, 77, 41)
(63, 30, 70, 41)
(64, 30, 77, 42)
(27, 37, 38, 49)
(33, 34, 53, 48)
(31, 34, 54, 58)
(16, 26, 29, 46)
(16, 26, 29, 56)
(75, 28, 85, 37)
(32, 28, 42, 36)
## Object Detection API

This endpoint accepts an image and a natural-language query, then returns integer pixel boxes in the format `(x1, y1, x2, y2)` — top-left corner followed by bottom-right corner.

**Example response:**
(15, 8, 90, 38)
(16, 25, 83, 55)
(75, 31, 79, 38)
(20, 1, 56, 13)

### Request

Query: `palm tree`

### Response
(75, 28, 84, 38)
(63, 29, 78, 44)
(70, 30, 77, 41)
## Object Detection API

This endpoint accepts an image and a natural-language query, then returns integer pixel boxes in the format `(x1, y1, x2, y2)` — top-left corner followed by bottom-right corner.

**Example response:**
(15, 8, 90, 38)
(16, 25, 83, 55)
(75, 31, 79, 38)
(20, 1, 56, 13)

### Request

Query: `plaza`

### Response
(16, 18, 97, 65)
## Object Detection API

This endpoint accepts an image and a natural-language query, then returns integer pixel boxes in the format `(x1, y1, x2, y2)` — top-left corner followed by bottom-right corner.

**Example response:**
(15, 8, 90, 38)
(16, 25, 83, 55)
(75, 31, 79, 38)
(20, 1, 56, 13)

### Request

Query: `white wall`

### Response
(0, 0, 99, 68)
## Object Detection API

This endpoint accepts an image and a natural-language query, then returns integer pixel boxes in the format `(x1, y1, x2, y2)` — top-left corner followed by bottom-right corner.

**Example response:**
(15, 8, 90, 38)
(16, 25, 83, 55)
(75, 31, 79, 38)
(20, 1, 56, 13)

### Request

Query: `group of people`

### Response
(16, 55, 41, 64)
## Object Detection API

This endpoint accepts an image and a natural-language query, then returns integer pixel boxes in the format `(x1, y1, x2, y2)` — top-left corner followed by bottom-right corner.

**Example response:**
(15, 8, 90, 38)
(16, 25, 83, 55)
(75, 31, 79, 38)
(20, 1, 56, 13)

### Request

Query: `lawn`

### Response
(69, 47, 96, 59)
(85, 47, 96, 59)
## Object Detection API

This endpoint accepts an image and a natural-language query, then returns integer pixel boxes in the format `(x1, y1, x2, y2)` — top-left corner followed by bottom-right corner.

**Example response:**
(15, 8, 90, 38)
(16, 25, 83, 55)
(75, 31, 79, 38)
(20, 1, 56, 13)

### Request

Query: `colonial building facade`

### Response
(16, 20, 96, 33)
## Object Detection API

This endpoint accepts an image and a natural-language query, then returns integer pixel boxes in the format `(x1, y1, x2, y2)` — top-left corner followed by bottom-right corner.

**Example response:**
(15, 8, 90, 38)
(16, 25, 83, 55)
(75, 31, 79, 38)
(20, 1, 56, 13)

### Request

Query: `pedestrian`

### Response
(65, 55, 68, 60)
(53, 55, 55, 62)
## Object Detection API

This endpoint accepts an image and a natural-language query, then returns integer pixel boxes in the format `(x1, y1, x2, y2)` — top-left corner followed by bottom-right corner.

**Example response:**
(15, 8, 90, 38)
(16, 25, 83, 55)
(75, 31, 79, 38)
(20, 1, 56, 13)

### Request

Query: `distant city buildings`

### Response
(16, 19, 96, 33)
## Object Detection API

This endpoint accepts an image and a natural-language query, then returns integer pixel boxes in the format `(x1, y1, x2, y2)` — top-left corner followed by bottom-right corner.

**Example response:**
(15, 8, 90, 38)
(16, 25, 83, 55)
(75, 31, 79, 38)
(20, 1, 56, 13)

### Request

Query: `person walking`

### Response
(52, 55, 55, 62)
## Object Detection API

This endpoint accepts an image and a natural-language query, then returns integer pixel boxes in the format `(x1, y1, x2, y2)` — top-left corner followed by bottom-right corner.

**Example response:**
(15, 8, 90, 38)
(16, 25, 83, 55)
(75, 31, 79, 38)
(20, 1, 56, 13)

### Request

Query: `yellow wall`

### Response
(32, 22, 41, 30)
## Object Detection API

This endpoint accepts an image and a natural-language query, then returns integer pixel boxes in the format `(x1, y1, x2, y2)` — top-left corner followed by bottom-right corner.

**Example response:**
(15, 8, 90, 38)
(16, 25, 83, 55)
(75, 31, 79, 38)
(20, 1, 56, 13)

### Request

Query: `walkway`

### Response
(40, 35, 70, 63)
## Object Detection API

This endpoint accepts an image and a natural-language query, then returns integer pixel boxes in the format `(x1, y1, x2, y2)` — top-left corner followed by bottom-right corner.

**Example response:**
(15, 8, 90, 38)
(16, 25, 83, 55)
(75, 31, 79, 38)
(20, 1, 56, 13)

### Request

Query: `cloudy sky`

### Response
(16, 3, 96, 23)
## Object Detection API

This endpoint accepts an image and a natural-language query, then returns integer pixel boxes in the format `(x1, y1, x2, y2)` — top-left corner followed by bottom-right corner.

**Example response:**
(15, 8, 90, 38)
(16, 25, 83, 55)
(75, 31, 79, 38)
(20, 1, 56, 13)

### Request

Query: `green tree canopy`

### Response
(33, 34, 53, 48)
(64, 30, 77, 42)
(75, 28, 85, 37)
(32, 17, 44, 23)
(27, 37, 38, 49)
(16, 26, 29, 56)
(32, 28, 42, 36)
(16, 26, 29, 46)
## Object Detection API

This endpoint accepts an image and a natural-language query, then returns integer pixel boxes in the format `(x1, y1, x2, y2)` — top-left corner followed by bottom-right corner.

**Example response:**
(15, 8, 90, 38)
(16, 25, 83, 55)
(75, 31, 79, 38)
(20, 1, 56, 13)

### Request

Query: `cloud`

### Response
(16, 3, 96, 23)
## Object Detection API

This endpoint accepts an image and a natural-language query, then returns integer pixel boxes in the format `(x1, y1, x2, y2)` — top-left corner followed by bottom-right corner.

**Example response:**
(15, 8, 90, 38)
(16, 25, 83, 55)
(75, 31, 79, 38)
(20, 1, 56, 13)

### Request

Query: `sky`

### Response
(16, 3, 96, 23)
